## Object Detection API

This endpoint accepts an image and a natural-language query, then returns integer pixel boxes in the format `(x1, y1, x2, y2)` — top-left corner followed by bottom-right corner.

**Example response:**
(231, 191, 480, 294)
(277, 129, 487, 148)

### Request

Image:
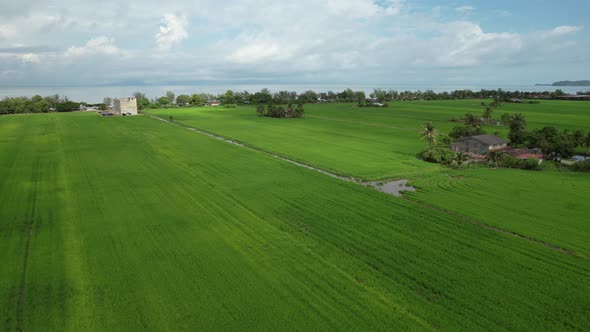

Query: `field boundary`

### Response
(148, 114, 585, 259)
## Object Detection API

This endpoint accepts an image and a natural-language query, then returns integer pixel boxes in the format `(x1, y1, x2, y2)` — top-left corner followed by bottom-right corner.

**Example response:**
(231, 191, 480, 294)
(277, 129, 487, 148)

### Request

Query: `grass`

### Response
(149, 101, 590, 281)
(405, 167, 590, 257)
(1, 112, 589, 330)
(149, 99, 590, 180)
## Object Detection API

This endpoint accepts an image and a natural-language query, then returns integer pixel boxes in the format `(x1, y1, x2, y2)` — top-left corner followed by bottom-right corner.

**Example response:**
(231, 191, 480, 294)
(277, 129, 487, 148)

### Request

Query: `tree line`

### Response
(2, 87, 585, 116)
(106, 87, 582, 111)
(0, 95, 87, 115)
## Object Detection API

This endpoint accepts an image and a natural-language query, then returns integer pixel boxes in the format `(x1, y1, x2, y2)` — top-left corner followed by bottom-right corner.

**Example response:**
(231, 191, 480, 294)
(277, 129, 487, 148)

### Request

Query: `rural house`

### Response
(451, 134, 507, 154)
(113, 97, 138, 115)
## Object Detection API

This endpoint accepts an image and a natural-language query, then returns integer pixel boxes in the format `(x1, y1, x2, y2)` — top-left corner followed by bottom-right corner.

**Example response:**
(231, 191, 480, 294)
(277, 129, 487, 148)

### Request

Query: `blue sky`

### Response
(0, 0, 588, 87)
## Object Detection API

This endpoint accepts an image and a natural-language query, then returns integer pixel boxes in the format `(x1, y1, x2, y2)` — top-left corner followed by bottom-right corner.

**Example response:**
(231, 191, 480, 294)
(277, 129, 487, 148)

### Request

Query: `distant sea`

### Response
(0, 84, 588, 104)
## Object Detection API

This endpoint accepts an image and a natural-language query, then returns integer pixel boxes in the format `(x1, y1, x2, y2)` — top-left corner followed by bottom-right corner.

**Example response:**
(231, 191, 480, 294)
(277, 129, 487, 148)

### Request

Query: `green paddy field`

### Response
(1, 99, 589, 330)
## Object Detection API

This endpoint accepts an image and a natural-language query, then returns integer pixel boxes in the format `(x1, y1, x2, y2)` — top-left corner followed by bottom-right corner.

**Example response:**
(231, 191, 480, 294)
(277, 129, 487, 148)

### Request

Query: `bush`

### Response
(497, 155, 541, 170)
(256, 103, 304, 118)
(569, 160, 590, 172)
(420, 145, 456, 165)
(521, 158, 541, 171)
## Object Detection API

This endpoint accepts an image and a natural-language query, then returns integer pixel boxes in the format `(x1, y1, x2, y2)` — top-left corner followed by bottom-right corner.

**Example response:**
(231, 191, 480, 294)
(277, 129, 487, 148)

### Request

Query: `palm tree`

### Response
(421, 122, 438, 146)
(482, 107, 493, 123)
(464, 113, 483, 129)
(487, 150, 504, 167)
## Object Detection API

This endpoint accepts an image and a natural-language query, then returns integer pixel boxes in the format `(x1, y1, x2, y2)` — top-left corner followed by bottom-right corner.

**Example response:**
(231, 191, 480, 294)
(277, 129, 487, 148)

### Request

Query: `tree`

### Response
(508, 113, 527, 145)
(166, 91, 175, 104)
(464, 113, 483, 130)
(251, 89, 273, 104)
(490, 89, 503, 108)
(299, 90, 318, 104)
(256, 104, 266, 117)
(132, 92, 150, 110)
(354, 91, 366, 107)
(219, 90, 236, 105)
(158, 96, 171, 105)
(420, 122, 438, 146)
(338, 88, 355, 102)
(56, 101, 80, 112)
(294, 102, 304, 118)
(176, 95, 192, 106)
(572, 130, 585, 147)
(191, 94, 205, 106)
(501, 113, 513, 124)
(482, 107, 493, 122)
(103, 97, 113, 108)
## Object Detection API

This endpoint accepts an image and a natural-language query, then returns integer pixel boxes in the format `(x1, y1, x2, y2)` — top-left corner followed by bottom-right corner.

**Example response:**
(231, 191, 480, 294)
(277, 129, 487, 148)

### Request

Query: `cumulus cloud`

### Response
(0, 0, 587, 87)
(155, 14, 188, 51)
(64, 36, 120, 57)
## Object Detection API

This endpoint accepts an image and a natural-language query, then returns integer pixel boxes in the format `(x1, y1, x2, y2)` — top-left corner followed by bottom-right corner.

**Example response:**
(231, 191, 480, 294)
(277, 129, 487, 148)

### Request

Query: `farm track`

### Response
(149, 114, 584, 259)
(16, 157, 40, 332)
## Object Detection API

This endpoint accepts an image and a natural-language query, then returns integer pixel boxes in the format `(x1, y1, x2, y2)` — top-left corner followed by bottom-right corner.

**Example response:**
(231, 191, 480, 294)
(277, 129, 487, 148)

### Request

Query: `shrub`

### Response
(521, 158, 541, 171)
(420, 145, 456, 165)
(569, 160, 590, 172)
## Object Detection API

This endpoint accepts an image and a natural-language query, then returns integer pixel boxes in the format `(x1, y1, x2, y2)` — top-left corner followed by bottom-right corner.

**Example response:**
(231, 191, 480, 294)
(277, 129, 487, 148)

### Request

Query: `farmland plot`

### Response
(150, 100, 590, 180)
(0, 113, 589, 330)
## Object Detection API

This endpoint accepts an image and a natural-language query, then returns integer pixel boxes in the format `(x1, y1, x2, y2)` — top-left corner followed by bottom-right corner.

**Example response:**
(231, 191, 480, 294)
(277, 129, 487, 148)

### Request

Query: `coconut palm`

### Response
(421, 122, 438, 146)
(464, 113, 483, 129)
(482, 107, 493, 123)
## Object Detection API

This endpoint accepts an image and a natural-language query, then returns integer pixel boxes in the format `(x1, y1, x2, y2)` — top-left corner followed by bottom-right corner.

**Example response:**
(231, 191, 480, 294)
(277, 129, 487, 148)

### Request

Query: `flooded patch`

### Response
(363, 180, 416, 197)
(151, 115, 417, 197)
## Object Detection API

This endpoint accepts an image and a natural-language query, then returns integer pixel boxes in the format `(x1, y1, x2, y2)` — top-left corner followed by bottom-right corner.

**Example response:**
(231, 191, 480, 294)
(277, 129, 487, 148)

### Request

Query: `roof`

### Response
(458, 134, 507, 146)
(516, 153, 543, 160)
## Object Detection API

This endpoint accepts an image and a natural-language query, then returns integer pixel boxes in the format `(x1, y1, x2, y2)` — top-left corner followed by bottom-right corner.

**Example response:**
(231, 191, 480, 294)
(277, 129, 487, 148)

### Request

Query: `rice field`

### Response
(149, 99, 590, 180)
(405, 168, 590, 257)
(0, 107, 589, 330)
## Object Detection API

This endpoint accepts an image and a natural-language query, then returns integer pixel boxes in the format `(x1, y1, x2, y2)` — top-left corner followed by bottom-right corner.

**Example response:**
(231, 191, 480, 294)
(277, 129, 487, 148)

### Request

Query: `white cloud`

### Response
(64, 36, 120, 57)
(20, 53, 40, 64)
(0, 24, 17, 42)
(228, 41, 291, 64)
(543, 25, 582, 38)
(327, 0, 402, 18)
(455, 6, 475, 13)
(0, 0, 587, 87)
(155, 14, 188, 51)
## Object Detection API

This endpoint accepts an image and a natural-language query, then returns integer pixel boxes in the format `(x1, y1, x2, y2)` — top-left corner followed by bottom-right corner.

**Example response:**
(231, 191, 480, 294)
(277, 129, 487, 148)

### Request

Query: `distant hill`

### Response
(536, 80, 590, 87)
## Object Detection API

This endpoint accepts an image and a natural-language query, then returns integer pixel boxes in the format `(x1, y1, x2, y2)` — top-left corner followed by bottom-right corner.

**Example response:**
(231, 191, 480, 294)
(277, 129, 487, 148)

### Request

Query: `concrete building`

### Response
(451, 134, 507, 154)
(113, 98, 138, 115)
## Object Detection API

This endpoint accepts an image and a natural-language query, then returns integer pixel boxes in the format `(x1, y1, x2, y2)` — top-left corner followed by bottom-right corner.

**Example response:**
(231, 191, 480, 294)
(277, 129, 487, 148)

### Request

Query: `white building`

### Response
(113, 98, 138, 115)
